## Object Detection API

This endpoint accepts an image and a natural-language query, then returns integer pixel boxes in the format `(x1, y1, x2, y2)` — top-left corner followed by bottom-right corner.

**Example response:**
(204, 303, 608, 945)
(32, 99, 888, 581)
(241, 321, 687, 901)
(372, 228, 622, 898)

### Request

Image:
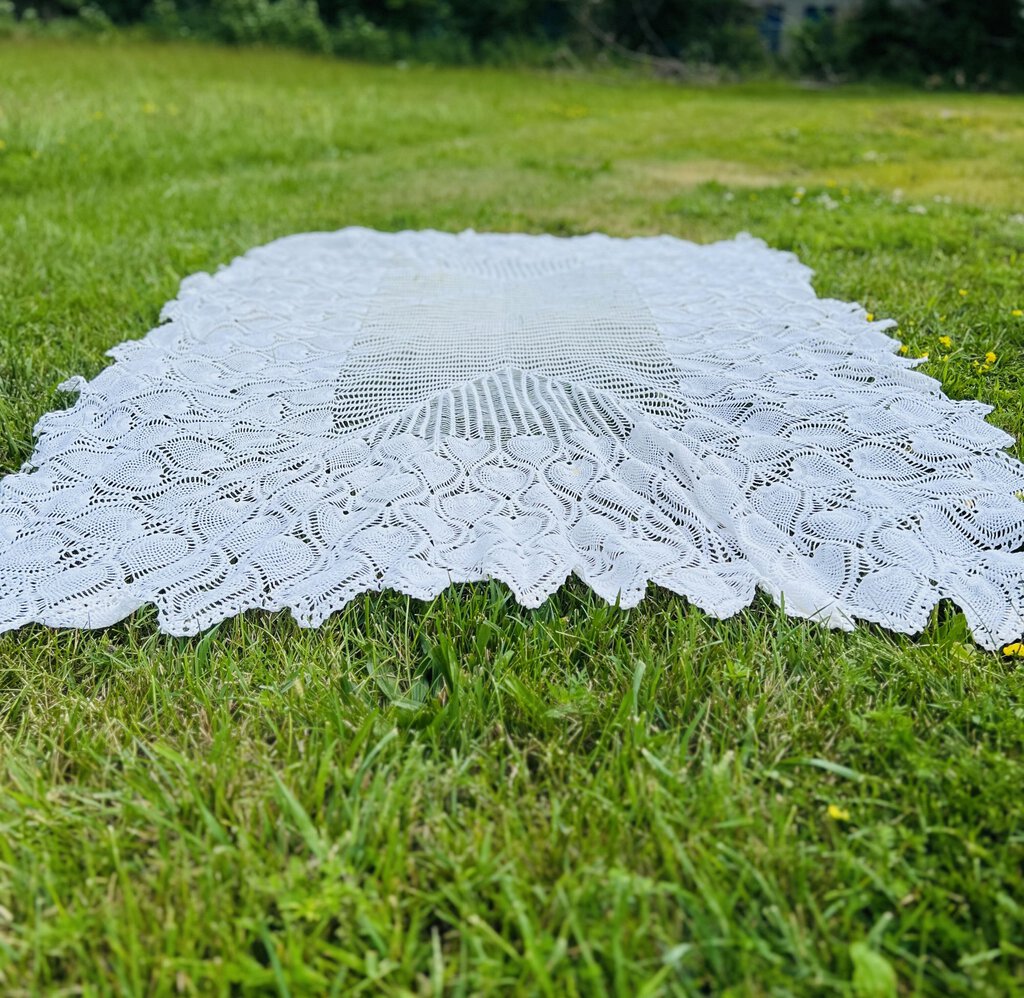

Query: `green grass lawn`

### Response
(1, 38, 1023, 995)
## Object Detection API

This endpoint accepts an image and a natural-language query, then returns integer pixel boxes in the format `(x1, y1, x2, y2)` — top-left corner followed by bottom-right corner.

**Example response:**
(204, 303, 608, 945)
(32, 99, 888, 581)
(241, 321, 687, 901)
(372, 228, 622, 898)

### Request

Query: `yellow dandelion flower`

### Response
(958, 289, 968, 297)
(918, 351, 929, 360)
(827, 804, 851, 821)
(866, 312, 875, 322)
(985, 351, 997, 364)
(899, 344, 909, 355)
(1012, 309, 1023, 317)
(939, 335, 952, 349)
(1003, 642, 1024, 657)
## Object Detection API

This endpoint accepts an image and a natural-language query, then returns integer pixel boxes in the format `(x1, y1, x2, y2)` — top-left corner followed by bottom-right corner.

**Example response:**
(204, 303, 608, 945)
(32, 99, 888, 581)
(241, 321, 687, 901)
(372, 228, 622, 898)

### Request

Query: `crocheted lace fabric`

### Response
(2, 229, 1023, 648)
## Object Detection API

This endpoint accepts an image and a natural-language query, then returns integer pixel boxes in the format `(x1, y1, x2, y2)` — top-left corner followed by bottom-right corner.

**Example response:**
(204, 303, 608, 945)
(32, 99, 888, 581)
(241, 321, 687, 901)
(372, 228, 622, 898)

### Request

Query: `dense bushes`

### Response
(0, 0, 767, 67)
(4, 0, 1024, 88)
(791, 0, 1024, 89)
(574, 0, 764, 67)
(148, 0, 332, 52)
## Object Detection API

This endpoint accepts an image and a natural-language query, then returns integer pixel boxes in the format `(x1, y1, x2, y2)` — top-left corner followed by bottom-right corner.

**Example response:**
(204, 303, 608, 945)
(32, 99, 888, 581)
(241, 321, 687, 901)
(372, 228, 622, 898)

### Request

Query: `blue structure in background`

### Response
(753, 0, 843, 54)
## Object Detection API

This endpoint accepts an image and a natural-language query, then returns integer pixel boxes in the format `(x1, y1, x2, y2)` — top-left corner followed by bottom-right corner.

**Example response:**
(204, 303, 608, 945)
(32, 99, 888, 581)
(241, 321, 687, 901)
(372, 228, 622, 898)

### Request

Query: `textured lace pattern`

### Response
(1, 229, 1023, 647)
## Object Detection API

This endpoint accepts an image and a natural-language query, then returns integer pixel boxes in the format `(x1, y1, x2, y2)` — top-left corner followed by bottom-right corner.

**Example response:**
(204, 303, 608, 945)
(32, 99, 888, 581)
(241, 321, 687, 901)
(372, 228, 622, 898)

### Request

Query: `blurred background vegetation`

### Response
(2, 0, 1023, 89)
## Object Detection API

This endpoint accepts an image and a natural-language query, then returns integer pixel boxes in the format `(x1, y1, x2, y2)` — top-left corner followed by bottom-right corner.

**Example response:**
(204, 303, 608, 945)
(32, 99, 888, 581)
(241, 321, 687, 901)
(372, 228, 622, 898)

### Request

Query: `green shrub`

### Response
(330, 12, 393, 61)
(190, 0, 331, 52)
(790, 0, 1024, 89)
(0, 0, 16, 37)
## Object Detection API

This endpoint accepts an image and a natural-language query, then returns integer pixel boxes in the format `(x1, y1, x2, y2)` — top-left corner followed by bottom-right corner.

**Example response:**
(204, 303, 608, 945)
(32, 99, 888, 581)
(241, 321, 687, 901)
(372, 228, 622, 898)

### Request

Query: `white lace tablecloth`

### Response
(2, 229, 1022, 647)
